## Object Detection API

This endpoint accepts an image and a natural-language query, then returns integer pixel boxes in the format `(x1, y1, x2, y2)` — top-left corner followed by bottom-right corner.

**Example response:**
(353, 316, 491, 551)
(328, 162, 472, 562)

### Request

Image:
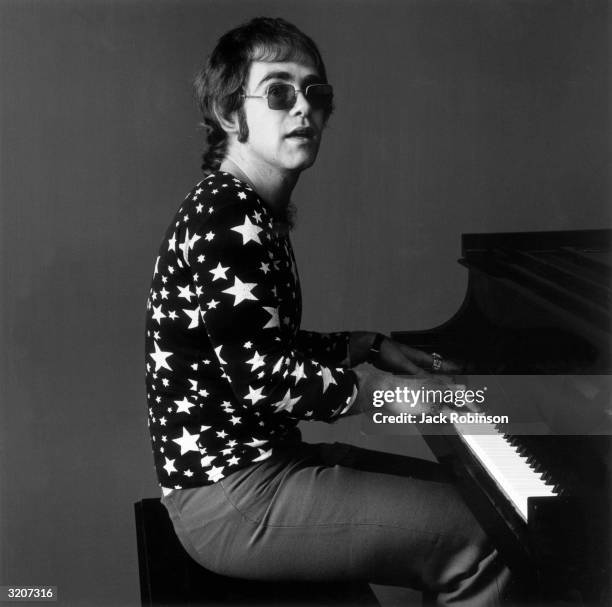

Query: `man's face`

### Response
(238, 60, 327, 174)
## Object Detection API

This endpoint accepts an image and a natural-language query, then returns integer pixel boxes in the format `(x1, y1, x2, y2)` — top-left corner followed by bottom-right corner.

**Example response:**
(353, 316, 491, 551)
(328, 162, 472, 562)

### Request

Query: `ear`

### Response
(213, 105, 240, 136)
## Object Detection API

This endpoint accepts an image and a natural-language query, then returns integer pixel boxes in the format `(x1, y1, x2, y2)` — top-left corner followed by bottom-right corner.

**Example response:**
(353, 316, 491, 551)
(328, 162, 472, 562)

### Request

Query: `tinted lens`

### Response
(266, 83, 296, 109)
(305, 84, 333, 110)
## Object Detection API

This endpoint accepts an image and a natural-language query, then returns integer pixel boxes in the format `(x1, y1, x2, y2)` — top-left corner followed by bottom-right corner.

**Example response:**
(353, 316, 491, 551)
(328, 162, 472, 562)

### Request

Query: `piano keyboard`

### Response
(455, 423, 559, 522)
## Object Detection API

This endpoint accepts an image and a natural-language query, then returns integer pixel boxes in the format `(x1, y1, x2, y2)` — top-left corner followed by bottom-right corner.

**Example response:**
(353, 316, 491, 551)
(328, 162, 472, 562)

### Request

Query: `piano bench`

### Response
(134, 498, 380, 606)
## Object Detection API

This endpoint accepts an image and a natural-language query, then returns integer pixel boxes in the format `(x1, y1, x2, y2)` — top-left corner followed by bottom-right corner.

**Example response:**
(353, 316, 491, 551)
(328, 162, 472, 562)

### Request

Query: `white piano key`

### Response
(454, 423, 557, 521)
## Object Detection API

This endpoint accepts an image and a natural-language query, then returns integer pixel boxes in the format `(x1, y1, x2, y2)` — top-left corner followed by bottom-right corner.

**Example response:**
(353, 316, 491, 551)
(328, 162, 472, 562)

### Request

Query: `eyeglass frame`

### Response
(242, 83, 334, 110)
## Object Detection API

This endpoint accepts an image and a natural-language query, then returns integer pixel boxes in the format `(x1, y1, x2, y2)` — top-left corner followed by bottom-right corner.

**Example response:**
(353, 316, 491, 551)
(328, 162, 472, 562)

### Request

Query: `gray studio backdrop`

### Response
(1, 0, 609, 605)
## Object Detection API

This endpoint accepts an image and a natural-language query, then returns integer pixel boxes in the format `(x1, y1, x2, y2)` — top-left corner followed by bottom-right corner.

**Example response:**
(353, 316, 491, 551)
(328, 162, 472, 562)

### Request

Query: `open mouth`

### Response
(286, 127, 316, 139)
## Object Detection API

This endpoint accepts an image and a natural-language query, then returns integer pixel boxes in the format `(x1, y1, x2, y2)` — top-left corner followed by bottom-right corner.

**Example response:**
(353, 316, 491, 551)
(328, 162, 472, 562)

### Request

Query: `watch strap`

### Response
(367, 333, 385, 364)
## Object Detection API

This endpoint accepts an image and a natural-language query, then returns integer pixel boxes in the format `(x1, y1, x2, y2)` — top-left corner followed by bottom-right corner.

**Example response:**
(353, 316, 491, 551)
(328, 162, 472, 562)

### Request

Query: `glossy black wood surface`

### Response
(392, 229, 612, 605)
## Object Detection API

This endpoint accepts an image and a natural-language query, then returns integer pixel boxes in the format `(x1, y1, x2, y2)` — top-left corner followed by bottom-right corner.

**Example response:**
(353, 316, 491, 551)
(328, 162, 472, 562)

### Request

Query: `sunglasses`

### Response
(243, 83, 333, 111)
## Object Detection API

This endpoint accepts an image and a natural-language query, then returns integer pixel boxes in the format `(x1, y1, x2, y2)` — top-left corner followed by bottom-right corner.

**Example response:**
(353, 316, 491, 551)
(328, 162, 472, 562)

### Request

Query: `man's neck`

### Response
(220, 154, 299, 217)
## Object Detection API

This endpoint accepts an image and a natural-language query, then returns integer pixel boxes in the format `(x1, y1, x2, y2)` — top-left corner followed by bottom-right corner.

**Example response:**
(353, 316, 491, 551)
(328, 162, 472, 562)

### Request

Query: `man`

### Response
(145, 17, 514, 605)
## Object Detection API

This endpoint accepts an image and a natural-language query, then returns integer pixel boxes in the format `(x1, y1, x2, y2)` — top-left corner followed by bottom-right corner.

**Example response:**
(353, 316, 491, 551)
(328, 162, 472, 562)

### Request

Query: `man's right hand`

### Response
(350, 365, 465, 417)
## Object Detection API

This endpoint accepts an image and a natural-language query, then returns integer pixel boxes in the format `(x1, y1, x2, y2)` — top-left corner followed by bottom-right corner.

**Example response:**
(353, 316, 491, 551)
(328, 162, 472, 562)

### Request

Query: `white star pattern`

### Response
(214, 345, 227, 365)
(174, 397, 195, 414)
(179, 228, 201, 265)
(244, 385, 266, 404)
(270, 389, 302, 413)
(145, 173, 357, 489)
(201, 454, 216, 467)
(163, 457, 177, 475)
(271, 356, 285, 374)
(291, 362, 306, 384)
(245, 350, 266, 372)
(318, 366, 338, 393)
(172, 427, 200, 455)
(209, 262, 229, 281)
(149, 342, 173, 372)
(222, 276, 258, 306)
(253, 448, 273, 462)
(207, 466, 225, 482)
(183, 306, 201, 329)
(151, 305, 166, 325)
(245, 438, 268, 448)
(177, 285, 195, 302)
(231, 215, 263, 245)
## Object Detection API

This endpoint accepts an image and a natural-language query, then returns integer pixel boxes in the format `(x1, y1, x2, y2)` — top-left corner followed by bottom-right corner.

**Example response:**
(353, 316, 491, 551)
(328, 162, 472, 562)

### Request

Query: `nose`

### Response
(290, 89, 311, 116)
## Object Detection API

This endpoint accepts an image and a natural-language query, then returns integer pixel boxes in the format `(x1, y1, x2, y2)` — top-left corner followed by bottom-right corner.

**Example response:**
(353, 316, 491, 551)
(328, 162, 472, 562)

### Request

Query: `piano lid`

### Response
(459, 229, 611, 343)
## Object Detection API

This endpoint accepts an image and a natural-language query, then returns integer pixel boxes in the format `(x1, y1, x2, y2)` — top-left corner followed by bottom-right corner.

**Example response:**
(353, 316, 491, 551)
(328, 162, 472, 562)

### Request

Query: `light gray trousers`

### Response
(162, 442, 514, 606)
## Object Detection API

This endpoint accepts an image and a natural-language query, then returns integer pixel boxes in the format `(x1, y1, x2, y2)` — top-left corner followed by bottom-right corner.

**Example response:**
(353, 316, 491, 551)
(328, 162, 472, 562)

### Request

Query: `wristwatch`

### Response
(367, 333, 386, 365)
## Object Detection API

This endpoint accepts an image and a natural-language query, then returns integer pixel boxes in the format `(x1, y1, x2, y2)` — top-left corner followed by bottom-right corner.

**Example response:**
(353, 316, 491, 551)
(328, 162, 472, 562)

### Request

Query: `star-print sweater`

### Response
(145, 172, 359, 492)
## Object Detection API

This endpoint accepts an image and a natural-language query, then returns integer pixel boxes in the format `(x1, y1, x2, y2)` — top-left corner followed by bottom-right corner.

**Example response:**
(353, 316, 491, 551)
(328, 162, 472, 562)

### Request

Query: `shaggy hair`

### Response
(193, 17, 333, 176)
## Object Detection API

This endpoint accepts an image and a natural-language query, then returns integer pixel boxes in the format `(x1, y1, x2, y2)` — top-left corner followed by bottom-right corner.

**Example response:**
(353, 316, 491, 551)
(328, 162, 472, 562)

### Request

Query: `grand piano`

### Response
(391, 229, 611, 605)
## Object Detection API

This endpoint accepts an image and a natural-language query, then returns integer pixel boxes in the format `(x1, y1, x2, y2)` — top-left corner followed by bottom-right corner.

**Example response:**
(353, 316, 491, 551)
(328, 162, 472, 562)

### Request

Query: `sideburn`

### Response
(237, 108, 249, 143)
